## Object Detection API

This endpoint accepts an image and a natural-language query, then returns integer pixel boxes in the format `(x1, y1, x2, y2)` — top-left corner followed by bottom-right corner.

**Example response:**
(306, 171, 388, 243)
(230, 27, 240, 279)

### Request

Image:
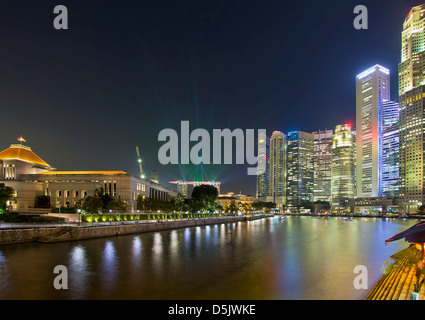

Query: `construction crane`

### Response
(136, 146, 145, 179)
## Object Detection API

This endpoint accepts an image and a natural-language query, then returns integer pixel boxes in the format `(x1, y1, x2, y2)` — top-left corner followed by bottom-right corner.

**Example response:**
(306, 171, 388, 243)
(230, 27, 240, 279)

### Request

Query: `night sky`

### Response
(0, 0, 421, 196)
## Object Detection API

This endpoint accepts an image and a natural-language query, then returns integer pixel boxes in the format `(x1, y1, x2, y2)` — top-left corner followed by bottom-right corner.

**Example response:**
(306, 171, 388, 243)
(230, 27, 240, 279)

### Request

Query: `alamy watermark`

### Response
(353, 265, 368, 290)
(158, 121, 267, 176)
(53, 265, 68, 290)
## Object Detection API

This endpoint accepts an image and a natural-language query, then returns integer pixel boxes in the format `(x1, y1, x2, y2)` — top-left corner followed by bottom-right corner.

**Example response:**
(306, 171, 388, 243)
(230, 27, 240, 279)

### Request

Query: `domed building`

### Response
(0, 139, 176, 212)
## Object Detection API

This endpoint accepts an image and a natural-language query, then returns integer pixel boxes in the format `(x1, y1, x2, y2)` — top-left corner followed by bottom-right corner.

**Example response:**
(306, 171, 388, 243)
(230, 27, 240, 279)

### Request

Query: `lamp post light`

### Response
(77, 209, 81, 226)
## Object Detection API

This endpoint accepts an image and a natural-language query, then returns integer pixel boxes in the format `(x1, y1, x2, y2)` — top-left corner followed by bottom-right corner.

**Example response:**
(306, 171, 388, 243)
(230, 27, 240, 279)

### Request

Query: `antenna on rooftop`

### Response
(136, 146, 145, 179)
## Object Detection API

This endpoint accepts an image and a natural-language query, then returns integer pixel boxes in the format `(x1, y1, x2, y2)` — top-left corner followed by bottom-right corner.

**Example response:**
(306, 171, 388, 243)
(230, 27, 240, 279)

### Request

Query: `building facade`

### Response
(381, 100, 400, 197)
(0, 143, 176, 212)
(286, 131, 314, 208)
(331, 124, 355, 212)
(398, 4, 425, 213)
(256, 134, 270, 201)
(312, 129, 333, 203)
(356, 64, 391, 198)
(267, 131, 286, 207)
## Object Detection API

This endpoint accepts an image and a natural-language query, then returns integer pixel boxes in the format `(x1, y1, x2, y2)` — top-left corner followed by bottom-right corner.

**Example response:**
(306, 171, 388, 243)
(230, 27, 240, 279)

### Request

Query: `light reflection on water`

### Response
(0, 216, 418, 299)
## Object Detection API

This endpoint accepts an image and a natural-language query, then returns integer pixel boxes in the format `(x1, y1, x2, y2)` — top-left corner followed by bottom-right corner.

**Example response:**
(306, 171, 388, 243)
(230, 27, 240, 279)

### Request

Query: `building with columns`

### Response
(0, 142, 176, 212)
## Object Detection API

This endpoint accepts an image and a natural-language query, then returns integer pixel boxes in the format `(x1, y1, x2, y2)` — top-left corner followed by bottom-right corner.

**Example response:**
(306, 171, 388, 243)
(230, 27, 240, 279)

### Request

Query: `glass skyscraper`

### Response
(286, 131, 314, 208)
(331, 124, 355, 212)
(256, 134, 270, 201)
(381, 100, 399, 197)
(356, 64, 390, 198)
(266, 131, 286, 207)
(398, 4, 425, 212)
(312, 129, 333, 203)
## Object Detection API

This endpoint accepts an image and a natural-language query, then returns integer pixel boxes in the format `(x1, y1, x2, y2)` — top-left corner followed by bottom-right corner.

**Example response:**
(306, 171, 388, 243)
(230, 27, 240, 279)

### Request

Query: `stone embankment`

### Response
(0, 214, 272, 245)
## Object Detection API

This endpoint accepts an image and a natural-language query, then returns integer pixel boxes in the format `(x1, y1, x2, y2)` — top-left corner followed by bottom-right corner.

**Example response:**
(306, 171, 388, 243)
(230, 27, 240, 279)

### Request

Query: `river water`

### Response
(0, 216, 417, 300)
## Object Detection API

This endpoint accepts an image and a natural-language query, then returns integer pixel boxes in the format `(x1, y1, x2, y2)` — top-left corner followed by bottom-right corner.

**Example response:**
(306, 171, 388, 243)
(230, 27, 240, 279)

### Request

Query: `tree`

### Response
(191, 185, 218, 203)
(227, 200, 238, 215)
(174, 194, 185, 212)
(35, 195, 51, 208)
(252, 201, 276, 212)
(313, 200, 331, 213)
(79, 195, 103, 214)
(137, 195, 175, 213)
(190, 185, 219, 213)
(94, 187, 112, 210)
(78, 187, 126, 213)
(0, 183, 14, 212)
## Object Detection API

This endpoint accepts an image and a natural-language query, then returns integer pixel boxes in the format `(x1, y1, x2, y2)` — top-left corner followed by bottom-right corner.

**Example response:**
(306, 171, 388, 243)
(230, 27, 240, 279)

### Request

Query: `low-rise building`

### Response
(217, 192, 256, 210)
(0, 142, 176, 212)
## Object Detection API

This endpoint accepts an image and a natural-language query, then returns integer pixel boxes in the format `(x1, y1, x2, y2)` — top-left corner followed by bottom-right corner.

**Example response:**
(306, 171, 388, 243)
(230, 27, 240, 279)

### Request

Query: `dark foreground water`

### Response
(0, 216, 417, 300)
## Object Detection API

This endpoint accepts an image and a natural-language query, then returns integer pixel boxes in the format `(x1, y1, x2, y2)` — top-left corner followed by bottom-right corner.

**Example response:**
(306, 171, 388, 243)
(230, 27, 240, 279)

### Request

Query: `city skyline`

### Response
(0, 0, 421, 196)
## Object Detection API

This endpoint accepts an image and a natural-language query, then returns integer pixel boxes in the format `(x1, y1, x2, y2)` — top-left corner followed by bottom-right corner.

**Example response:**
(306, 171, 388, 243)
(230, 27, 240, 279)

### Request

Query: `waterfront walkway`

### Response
(366, 248, 425, 300)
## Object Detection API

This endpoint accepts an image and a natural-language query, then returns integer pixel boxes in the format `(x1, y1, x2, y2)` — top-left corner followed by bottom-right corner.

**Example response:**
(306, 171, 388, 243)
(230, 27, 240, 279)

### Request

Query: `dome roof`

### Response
(0, 144, 50, 167)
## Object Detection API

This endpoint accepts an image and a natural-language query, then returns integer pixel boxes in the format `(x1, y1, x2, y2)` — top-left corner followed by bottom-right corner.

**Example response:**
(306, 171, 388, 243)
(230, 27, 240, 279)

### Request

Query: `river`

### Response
(0, 216, 417, 300)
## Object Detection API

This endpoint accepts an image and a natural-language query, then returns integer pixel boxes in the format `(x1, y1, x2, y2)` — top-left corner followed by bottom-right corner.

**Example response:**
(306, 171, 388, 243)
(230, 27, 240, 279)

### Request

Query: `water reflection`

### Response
(152, 233, 163, 277)
(0, 251, 11, 298)
(101, 241, 118, 293)
(0, 216, 418, 299)
(131, 236, 142, 265)
(68, 245, 89, 298)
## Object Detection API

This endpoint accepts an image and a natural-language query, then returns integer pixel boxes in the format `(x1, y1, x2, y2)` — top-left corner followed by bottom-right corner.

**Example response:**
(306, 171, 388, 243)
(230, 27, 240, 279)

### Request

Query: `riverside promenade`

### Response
(366, 247, 424, 300)
(0, 214, 273, 245)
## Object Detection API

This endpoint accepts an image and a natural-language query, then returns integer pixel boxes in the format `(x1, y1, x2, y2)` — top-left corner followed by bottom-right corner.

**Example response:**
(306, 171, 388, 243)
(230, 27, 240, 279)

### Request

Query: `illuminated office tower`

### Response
(356, 64, 390, 198)
(399, 4, 425, 96)
(352, 130, 357, 197)
(312, 129, 333, 202)
(256, 134, 270, 201)
(331, 124, 355, 212)
(381, 100, 400, 197)
(266, 131, 286, 207)
(286, 131, 314, 207)
(398, 4, 425, 212)
(176, 181, 188, 198)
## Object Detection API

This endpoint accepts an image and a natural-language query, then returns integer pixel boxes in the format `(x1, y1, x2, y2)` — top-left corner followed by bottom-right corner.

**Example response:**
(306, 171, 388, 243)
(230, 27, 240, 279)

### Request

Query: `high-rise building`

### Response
(331, 124, 355, 212)
(352, 129, 357, 198)
(399, 4, 425, 96)
(256, 134, 270, 201)
(176, 181, 188, 198)
(381, 100, 400, 197)
(356, 64, 390, 198)
(286, 131, 314, 208)
(312, 129, 333, 203)
(398, 4, 425, 212)
(267, 131, 286, 207)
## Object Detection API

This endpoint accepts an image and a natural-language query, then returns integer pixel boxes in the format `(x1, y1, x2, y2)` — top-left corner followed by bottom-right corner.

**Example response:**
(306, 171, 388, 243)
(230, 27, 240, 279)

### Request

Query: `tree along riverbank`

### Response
(0, 214, 273, 245)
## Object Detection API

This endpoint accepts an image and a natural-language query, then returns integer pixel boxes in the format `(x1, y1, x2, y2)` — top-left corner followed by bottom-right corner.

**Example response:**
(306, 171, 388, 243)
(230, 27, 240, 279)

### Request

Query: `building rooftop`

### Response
(39, 170, 128, 175)
(0, 144, 50, 167)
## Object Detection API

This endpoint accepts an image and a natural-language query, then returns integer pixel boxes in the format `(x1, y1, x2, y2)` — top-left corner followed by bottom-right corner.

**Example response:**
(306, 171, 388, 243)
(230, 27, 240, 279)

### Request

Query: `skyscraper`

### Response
(399, 4, 425, 96)
(331, 124, 355, 212)
(286, 131, 314, 208)
(381, 100, 399, 197)
(256, 134, 270, 201)
(312, 129, 333, 203)
(356, 64, 390, 198)
(398, 4, 425, 212)
(267, 131, 286, 207)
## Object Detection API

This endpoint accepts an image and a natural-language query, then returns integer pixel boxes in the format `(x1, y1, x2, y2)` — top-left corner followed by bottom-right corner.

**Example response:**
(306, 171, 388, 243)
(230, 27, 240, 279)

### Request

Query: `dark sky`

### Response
(0, 0, 421, 195)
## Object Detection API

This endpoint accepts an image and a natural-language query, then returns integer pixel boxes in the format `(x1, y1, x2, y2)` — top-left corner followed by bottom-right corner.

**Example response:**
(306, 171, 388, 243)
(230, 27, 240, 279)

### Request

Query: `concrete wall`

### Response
(0, 215, 272, 245)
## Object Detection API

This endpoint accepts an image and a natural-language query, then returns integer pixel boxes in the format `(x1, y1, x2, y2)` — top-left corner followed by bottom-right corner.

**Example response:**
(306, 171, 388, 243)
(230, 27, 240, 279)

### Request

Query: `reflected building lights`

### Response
(0, 251, 11, 298)
(69, 245, 89, 298)
(131, 236, 142, 264)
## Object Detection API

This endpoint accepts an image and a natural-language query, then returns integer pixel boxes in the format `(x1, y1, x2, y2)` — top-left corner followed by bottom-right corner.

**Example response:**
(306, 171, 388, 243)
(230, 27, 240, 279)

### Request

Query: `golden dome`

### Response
(0, 144, 50, 167)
